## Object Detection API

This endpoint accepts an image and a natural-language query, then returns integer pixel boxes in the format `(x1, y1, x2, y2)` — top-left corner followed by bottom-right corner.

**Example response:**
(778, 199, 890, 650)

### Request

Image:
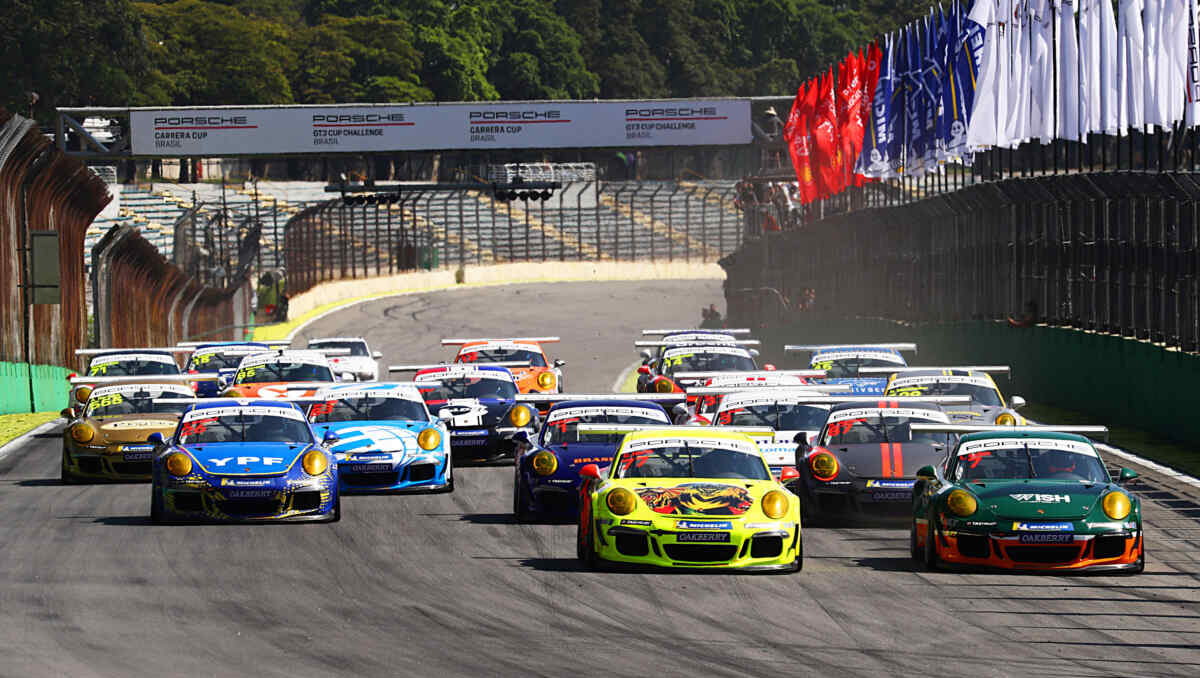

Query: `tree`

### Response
(292, 15, 431, 103)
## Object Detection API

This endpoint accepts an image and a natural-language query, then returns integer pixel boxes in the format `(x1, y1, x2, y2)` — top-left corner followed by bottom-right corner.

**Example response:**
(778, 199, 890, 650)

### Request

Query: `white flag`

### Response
(1056, 0, 1082, 140)
(1006, 0, 1032, 146)
(1117, 0, 1145, 133)
(1187, 0, 1200, 126)
(968, 0, 1012, 149)
(1144, 0, 1164, 126)
(1162, 0, 1190, 126)
(1029, 0, 1056, 142)
(1097, 0, 1119, 134)
(1078, 0, 1100, 135)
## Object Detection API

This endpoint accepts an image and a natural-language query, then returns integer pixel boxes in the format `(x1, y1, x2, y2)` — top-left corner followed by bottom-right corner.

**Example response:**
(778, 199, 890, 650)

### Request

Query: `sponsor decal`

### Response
(745, 521, 788, 530)
(453, 439, 488, 446)
(451, 429, 489, 437)
(225, 489, 276, 499)
(957, 438, 1097, 457)
(547, 406, 669, 423)
(346, 452, 392, 461)
(122, 451, 153, 462)
(208, 456, 285, 468)
(1018, 533, 1074, 544)
(676, 531, 732, 543)
(676, 520, 733, 530)
(90, 383, 192, 398)
(119, 444, 156, 452)
(220, 478, 272, 486)
(810, 350, 905, 365)
(346, 463, 392, 473)
(889, 375, 993, 388)
(102, 420, 178, 430)
(1010, 493, 1071, 504)
(623, 437, 757, 455)
(620, 519, 652, 527)
(635, 483, 753, 516)
(866, 479, 914, 489)
(870, 490, 910, 501)
(966, 520, 997, 527)
(182, 406, 305, 422)
(1012, 521, 1074, 532)
(827, 408, 950, 424)
(662, 345, 751, 360)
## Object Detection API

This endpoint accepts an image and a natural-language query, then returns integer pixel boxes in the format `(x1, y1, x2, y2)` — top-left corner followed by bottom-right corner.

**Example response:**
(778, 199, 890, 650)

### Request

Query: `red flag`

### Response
(840, 51, 865, 186)
(854, 43, 883, 187)
(812, 69, 843, 198)
(784, 81, 817, 204)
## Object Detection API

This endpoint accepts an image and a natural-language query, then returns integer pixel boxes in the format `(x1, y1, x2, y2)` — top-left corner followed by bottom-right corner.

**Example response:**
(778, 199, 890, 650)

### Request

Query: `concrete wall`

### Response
(0, 362, 70, 414)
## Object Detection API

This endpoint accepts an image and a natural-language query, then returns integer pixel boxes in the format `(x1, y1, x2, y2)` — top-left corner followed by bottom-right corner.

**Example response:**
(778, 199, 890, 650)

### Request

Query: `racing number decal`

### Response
(811, 360, 833, 370)
(889, 387, 925, 397)
(551, 417, 580, 434)
(89, 361, 117, 376)
(193, 354, 213, 366)
(827, 418, 866, 437)
(963, 451, 991, 468)
(309, 400, 338, 420)
(619, 450, 653, 472)
(663, 354, 692, 368)
(235, 367, 258, 382)
(180, 418, 216, 437)
(90, 393, 124, 408)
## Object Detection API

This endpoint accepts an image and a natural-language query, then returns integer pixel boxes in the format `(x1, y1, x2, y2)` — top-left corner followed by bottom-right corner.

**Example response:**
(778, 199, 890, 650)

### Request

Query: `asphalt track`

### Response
(2, 280, 1199, 677)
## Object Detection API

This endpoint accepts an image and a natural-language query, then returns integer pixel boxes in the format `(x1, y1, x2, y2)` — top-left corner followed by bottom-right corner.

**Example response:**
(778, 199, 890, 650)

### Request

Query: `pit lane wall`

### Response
(723, 173, 1200, 447)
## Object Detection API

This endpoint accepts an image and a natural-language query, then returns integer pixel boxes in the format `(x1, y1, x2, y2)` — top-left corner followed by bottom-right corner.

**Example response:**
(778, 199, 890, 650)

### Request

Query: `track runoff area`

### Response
(4, 280, 1198, 677)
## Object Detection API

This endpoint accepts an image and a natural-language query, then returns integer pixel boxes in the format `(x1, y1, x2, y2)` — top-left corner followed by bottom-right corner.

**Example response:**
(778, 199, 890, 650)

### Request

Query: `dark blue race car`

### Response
(406, 364, 538, 462)
(510, 396, 677, 522)
(149, 399, 339, 523)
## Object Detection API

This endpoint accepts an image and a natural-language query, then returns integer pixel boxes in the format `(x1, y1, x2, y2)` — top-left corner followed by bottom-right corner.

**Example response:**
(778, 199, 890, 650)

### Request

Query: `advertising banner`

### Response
(129, 99, 752, 156)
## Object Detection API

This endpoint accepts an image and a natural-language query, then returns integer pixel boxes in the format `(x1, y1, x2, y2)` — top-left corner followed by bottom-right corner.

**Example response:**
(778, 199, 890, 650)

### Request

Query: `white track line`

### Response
(1096, 443, 1200, 490)
(0, 418, 64, 464)
(611, 361, 641, 394)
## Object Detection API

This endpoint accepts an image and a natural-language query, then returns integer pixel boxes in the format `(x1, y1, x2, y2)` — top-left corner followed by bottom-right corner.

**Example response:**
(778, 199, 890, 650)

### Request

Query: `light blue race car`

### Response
(306, 383, 452, 494)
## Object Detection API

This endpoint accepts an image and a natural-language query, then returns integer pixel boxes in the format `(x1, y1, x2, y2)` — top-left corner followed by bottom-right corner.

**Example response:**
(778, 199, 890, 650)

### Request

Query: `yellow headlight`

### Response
(70, 423, 96, 443)
(536, 371, 555, 390)
(946, 489, 978, 516)
(809, 452, 839, 481)
(418, 428, 442, 451)
(509, 404, 532, 427)
(165, 452, 192, 477)
(761, 489, 789, 519)
(531, 450, 558, 476)
(75, 386, 93, 403)
(994, 412, 1018, 426)
(606, 487, 637, 515)
(655, 379, 674, 393)
(1102, 491, 1132, 520)
(302, 450, 329, 476)
(226, 389, 243, 398)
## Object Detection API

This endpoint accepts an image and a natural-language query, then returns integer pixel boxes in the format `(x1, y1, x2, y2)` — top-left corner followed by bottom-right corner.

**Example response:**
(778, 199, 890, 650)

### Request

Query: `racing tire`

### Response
(60, 448, 79, 485)
(150, 490, 163, 524)
(910, 521, 923, 564)
(434, 456, 455, 493)
(1127, 535, 1146, 575)
(512, 480, 532, 522)
(577, 512, 600, 570)
(328, 494, 341, 523)
(923, 512, 941, 571)
(792, 537, 804, 573)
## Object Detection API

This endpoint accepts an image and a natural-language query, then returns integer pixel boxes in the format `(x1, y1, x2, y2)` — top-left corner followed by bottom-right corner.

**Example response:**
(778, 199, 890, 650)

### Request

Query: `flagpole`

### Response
(1053, 0, 1060, 176)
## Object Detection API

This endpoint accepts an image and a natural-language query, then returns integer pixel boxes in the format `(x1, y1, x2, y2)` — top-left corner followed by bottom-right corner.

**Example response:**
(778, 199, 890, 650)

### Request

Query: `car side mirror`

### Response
(637, 365, 651, 375)
(339, 372, 357, 382)
(1118, 467, 1139, 484)
(323, 431, 340, 446)
(510, 430, 531, 445)
(218, 374, 232, 388)
(553, 359, 566, 367)
(147, 432, 165, 446)
(779, 466, 800, 481)
(763, 363, 776, 371)
(580, 463, 602, 480)
(60, 408, 74, 419)
(916, 465, 937, 480)
(372, 351, 382, 359)
(1009, 395, 1026, 409)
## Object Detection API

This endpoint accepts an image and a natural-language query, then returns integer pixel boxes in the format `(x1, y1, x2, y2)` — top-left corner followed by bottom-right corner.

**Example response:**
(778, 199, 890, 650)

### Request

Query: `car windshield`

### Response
(662, 352, 756, 378)
(822, 414, 953, 446)
(717, 403, 829, 430)
(886, 381, 1003, 407)
(457, 347, 546, 367)
(309, 341, 368, 357)
(178, 413, 312, 444)
(186, 352, 254, 371)
(417, 376, 517, 401)
(87, 391, 193, 417)
(235, 363, 334, 384)
(953, 445, 1109, 482)
(88, 359, 179, 377)
(309, 396, 427, 423)
(614, 444, 769, 480)
(544, 412, 668, 445)
(813, 357, 901, 378)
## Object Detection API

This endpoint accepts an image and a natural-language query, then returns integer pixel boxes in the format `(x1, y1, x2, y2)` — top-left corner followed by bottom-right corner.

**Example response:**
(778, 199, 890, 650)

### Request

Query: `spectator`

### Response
(701, 304, 723, 328)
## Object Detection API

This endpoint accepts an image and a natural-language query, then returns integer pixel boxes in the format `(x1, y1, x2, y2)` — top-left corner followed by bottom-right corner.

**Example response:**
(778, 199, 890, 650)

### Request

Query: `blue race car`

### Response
(784, 343, 918, 396)
(510, 396, 679, 522)
(182, 342, 279, 397)
(148, 399, 339, 523)
(305, 383, 452, 494)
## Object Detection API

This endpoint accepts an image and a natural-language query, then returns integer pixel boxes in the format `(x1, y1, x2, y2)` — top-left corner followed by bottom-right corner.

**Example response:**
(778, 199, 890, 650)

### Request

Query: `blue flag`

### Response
(884, 32, 906, 177)
(948, 0, 984, 160)
(903, 24, 926, 173)
(923, 5, 948, 164)
(859, 36, 894, 178)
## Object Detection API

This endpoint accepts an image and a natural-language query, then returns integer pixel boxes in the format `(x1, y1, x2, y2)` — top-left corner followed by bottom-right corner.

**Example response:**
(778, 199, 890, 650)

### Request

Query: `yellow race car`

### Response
(575, 426, 802, 572)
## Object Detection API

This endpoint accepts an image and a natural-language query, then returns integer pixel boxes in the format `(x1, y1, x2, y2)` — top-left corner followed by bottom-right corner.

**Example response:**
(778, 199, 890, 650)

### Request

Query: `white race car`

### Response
(308, 337, 383, 382)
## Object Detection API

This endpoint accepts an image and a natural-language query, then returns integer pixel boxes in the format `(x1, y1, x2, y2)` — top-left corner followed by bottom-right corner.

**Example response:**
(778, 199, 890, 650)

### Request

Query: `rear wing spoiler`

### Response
(71, 374, 220, 385)
(685, 385, 852, 396)
(685, 394, 971, 405)
(634, 339, 760, 348)
(674, 369, 826, 380)
(576, 423, 775, 440)
(909, 424, 1109, 441)
(514, 393, 685, 404)
(388, 362, 528, 372)
(858, 365, 1010, 375)
(75, 347, 193, 355)
(784, 343, 918, 353)
(441, 337, 560, 345)
(175, 341, 291, 348)
(640, 328, 752, 335)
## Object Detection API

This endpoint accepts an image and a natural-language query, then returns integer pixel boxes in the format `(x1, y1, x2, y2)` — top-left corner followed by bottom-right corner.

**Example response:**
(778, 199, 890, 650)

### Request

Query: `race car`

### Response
(222, 349, 341, 399)
(148, 399, 339, 523)
(706, 387, 838, 476)
(390, 363, 537, 462)
(784, 343, 918, 396)
(305, 382, 452, 493)
(60, 380, 196, 483)
(308, 337, 383, 382)
(637, 343, 762, 394)
(635, 331, 761, 393)
(793, 396, 970, 523)
(67, 347, 192, 416)
(575, 425, 802, 572)
(509, 394, 681, 522)
(675, 369, 833, 424)
(182, 342, 283, 397)
(877, 366, 1027, 426)
(910, 425, 1143, 573)
(443, 336, 565, 395)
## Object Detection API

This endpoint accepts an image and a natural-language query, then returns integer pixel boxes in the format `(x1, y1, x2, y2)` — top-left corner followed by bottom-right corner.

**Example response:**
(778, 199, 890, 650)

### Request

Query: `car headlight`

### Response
(165, 452, 192, 477)
(994, 412, 1018, 426)
(655, 379, 674, 393)
(302, 449, 329, 476)
(70, 423, 96, 443)
(509, 404, 532, 427)
(761, 489, 789, 519)
(1102, 491, 1132, 520)
(418, 428, 442, 451)
(536, 371, 555, 390)
(531, 450, 558, 476)
(946, 489, 978, 516)
(226, 389, 243, 398)
(606, 487, 637, 515)
(74, 386, 93, 403)
(809, 452, 839, 481)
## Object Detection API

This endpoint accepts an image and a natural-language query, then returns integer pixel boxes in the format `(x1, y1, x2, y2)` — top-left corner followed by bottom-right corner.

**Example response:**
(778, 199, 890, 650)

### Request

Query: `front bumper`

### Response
(593, 517, 801, 570)
(447, 426, 531, 460)
(802, 477, 915, 521)
(522, 480, 581, 519)
(64, 444, 156, 481)
(338, 455, 451, 493)
(919, 519, 1143, 572)
(156, 475, 337, 523)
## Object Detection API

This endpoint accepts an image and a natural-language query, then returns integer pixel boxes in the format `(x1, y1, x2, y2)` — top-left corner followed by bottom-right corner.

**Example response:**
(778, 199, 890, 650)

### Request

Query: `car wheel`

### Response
(60, 448, 79, 485)
(791, 535, 804, 573)
(924, 512, 940, 571)
(150, 490, 163, 524)
(328, 494, 341, 523)
(1128, 534, 1146, 574)
(578, 511, 599, 570)
(512, 480, 532, 522)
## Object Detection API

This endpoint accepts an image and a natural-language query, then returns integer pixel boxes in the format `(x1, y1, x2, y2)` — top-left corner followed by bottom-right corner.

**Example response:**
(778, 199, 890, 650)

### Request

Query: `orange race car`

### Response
(442, 337, 566, 395)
